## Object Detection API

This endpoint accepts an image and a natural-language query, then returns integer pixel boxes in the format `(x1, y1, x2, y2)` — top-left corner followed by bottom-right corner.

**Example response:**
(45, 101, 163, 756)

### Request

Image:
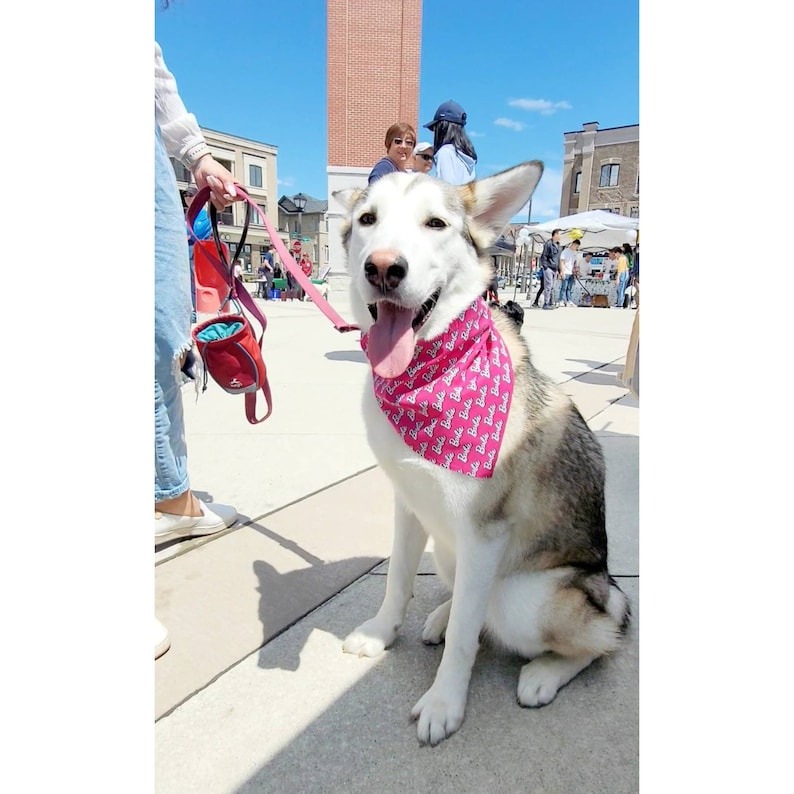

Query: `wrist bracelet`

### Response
(182, 141, 211, 171)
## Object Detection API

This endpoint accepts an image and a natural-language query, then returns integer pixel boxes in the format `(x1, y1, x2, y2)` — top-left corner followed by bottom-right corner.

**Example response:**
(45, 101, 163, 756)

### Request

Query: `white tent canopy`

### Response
(519, 210, 639, 252)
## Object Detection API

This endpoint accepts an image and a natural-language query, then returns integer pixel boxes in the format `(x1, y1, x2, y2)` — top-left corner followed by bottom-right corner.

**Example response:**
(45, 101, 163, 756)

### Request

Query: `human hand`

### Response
(192, 156, 239, 210)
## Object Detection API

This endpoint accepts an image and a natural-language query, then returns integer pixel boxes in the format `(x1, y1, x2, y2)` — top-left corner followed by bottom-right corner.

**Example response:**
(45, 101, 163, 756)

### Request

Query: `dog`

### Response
(335, 162, 630, 746)
(491, 299, 524, 331)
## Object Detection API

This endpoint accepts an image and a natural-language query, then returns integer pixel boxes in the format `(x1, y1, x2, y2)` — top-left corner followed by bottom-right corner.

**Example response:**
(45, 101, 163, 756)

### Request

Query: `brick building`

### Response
(560, 122, 640, 219)
(325, 0, 423, 273)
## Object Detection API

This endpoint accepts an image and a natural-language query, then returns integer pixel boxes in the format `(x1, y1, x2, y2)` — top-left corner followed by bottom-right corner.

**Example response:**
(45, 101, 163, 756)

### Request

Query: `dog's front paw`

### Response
(410, 682, 467, 746)
(342, 618, 397, 658)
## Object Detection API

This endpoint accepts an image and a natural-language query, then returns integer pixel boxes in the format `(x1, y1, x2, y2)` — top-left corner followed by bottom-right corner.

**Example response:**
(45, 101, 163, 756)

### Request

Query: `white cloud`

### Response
(494, 117, 525, 132)
(278, 176, 295, 187)
(468, 130, 486, 138)
(508, 98, 572, 116)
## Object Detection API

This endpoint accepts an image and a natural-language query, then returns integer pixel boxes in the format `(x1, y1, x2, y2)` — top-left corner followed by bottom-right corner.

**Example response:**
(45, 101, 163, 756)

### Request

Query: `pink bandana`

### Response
(361, 297, 514, 478)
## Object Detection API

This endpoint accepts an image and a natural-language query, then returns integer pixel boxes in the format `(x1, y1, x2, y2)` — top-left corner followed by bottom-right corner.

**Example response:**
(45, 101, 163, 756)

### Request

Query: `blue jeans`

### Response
(616, 271, 629, 308)
(559, 274, 574, 304)
(155, 121, 193, 502)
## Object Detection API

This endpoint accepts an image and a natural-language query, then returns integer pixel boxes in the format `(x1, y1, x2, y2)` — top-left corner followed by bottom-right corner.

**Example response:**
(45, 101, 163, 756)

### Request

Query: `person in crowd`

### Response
(580, 251, 593, 278)
(411, 141, 435, 174)
(296, 252, 313, 301)
(530, 228, 561, 309)
(630, 243, 639, 309)
(558, 239, 580, 307)
(612, 246, 631, 308)
(423, 99, 477, 185)
(622, 242, 635, 271)
(256, 251, 274, 299)
(368, 123, 417, 184)
(155, 39, 241, 658)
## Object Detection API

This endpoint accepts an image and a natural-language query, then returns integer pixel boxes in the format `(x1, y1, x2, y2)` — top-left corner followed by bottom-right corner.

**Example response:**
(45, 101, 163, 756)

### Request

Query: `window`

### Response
(635, 173, 639, 195)
(216, 159, 233, 176)
(249, 164, 263, 187)
(251, 203, 268, 225)
(573, 171, 581, 194)
(630, 207, 639, 218)
(170, 158, 191, 184)
(599, 164, 620, 187)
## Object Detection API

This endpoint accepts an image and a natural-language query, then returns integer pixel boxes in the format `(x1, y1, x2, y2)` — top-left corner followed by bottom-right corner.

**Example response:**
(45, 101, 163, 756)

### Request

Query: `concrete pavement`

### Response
(155, 279, 639, 792)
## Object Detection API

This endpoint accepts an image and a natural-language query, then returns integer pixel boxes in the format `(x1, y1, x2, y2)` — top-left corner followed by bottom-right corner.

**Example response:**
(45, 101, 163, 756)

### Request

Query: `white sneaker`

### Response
(154, 499, 238, 544)
(155, 617, 171, 660)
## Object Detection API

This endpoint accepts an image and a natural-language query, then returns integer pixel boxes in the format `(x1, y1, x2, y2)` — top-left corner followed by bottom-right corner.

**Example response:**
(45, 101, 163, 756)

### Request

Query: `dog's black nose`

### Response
(364, 250, 408, 292)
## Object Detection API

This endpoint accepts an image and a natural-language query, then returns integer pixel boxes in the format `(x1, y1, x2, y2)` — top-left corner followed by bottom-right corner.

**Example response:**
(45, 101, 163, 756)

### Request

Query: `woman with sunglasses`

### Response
(367, 122, 418, 184)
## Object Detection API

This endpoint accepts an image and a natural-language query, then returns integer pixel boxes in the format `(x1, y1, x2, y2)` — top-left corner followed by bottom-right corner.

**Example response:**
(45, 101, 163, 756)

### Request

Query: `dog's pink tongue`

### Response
(367, 303, 416, 378)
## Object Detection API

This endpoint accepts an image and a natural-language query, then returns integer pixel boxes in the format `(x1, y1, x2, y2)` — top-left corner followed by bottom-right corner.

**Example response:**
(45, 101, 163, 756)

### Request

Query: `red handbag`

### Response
(187, 189, 273, 424)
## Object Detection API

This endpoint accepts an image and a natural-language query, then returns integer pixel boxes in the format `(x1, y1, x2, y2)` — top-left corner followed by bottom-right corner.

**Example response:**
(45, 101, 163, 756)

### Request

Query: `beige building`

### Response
(560, 122, 639, 219)
(172, 127, 289, 273)
(277, 194, 330, 279)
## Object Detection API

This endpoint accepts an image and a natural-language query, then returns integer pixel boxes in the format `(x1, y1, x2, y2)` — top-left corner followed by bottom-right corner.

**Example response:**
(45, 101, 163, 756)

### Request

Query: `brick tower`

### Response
(326, 0, 423, 273)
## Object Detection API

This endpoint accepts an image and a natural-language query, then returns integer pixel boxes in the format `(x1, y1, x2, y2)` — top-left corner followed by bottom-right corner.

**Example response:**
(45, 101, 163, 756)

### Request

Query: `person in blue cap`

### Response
(423, 99, 477, 185)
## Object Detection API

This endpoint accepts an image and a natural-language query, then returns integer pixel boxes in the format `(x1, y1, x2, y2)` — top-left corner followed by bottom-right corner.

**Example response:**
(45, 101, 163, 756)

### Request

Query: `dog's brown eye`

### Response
(426, 217, 447, 229)
(359, 212, 376, 226)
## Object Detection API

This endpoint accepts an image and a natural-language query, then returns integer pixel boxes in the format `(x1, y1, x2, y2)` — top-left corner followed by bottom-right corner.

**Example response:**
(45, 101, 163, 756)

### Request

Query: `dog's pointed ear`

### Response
(332, 187, 363, 211)
(464, 161, 544, 241)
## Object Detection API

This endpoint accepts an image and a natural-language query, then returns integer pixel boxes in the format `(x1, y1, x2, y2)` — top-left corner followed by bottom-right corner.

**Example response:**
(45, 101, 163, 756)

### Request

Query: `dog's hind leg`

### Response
(517, 652, 600, 708)
(422, 598, 451, 644)
(421, 540, 455, 643)
(488, 570, 629, 708)
(518, 577, 628, 707)
(343, 499, 428, 658)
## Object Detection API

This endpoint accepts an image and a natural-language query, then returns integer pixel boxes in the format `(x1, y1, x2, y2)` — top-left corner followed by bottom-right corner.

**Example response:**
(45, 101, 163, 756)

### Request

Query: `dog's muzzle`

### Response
(364, 251, 409, 293)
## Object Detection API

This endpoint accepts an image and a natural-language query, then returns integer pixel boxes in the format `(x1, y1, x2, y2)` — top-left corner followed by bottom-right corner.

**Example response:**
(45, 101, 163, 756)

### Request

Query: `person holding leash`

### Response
(155, 40, 240, 657)
(423, 99, 477, 185)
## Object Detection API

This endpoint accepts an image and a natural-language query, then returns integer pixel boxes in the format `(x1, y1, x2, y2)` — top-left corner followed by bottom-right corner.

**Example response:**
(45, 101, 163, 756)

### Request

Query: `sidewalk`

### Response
(155, 281, 639, 793)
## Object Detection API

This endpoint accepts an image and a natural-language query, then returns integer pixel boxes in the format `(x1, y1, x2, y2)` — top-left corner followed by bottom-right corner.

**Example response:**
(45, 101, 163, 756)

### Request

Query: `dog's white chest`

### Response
(363, 389, 483, 544)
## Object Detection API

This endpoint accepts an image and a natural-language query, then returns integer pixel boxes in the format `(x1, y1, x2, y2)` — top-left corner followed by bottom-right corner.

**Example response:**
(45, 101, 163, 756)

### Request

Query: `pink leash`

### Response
(236, 187, 359, 332)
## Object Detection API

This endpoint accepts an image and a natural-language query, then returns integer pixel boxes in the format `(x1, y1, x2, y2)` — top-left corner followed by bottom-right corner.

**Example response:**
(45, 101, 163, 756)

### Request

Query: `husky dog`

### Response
(335, 162, 630, 747)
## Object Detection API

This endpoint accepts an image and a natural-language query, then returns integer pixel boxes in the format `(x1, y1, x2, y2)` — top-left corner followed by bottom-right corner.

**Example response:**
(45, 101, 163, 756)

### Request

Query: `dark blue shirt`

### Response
(368, 157, 399, 184)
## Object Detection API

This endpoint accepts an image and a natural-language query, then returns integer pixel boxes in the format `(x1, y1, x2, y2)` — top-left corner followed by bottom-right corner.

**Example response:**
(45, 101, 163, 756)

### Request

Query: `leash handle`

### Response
(186, 185, 268, 336)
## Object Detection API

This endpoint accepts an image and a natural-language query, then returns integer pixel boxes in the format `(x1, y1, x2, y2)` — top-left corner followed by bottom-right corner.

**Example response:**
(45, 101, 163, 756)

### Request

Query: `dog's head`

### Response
(334, 161, 543, 378)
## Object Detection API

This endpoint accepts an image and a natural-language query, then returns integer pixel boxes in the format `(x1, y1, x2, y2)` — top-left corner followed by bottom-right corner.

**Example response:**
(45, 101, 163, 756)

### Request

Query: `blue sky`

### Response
(155, 0, 638, 222)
